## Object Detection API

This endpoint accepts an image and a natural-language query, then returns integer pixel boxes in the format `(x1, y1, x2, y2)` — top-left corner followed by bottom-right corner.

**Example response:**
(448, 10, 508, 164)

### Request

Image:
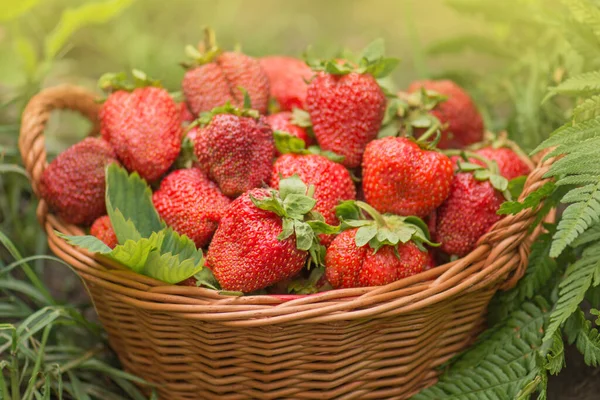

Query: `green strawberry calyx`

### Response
(98, 69, 162, 93)
(335, 200, 438, 254)
(273, 130, 345, 163)
(250, 175, 340, 268)
(186, 100, 260, 132)
(180, 27, 223, 68)
(445, 149, 512, 199)
(304, 38, 400, 80)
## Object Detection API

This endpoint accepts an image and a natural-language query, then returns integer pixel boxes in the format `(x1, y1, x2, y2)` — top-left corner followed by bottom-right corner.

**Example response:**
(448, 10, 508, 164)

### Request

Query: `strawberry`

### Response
(259, 56, 313, 111)
(191, 104, 274, 198)
(90, 215, 118, 249)
(362, 137, 454, 218)
(271, 151, 356, 245)
(39, 137, 119, 225)
(179, 102, 195, 125)
(152, 168, 231, 248)
(208, 176, 337, 292)
(325, 201, 435, 288)
(406, 79, 484, 149)
(428, 165, 507, 257)
(182, 29, 269, 115)
(265, 111, 313, 154)
(305, 41, 398, 168)
(99, 71, 181, 182)
(474, 147, 532, 180)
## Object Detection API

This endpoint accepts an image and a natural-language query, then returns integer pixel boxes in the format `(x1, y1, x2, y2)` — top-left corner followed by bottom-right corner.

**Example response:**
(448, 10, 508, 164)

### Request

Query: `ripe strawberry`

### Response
(182, 30, 269, 115)
(428, 172, 505, 257)
(259, 56, 313, 111)
(271, 154, 355, 229)
(475, 147, 532, 180)
(90, 215, 118, 249)
(152, 168, 231, 248)
(305, 42, 397, 169)
(192, 106, 274, 198)
(265, 111, 313, 152)
(208, 176, 336, 292)
(362, 137, 453, 218)
(39, 137, 119, 225)
(407, 79, 484, 149)
(179, 102, 195, 125)
(325, 201, 434, 288)
(99, 72, 181, 182)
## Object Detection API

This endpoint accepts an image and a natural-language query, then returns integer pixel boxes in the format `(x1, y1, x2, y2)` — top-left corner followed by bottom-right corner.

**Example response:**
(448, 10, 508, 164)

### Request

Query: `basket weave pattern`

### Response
(19, 85, 554, 399)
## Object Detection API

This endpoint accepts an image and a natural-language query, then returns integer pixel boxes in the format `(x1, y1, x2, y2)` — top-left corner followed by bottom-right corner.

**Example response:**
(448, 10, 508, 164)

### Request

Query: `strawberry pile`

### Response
(42, 31, 533, 295)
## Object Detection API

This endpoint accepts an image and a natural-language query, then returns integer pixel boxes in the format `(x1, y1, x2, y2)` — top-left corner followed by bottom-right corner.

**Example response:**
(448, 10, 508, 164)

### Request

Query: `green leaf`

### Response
(307, 220, 340, 235)
(283, 194, 317, 219)
(360, 38, 385, 62)
(250, 191, 286, 217)
(238, 86, 252, 109)
(324, 60, 353, 75)
(293, 220, 314, 251)
(107, 235, 161, 273)
(273, 130, 307, 155)
(44, 0, 134, 60)
(365, 57, 400, 79)
(106, 163, 164, 242)
(278, 218, 295, 240)
(194, 268, 220, 290)
(355, 225, 378, 247)
(56, 233, 112, 254)
(335, 200, 363, 222)
(457, 161, 485, 172)
(490, 174, 509, 192)
(565, 308, 600, 367)
(498, 181, 556, 215)
(0, 0, 40, 21)
(290, 108, 312, 128)
(278, 175, 308, 201)
(473, 169, 491, 181)
(508, 176, 527, 200)
(542, 329, 565, 375)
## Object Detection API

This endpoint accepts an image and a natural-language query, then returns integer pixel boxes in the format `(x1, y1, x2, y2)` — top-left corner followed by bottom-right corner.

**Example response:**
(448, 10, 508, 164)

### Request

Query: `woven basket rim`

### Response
(19, 84, 556, 326)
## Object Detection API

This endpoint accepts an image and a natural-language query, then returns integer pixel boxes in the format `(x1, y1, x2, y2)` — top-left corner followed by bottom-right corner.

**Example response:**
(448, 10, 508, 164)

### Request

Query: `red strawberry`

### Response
(265, 111, 313, 152)
(99, 74, 181, 182)
(429, 172, 505, 257)
(208, 176, 335, 292)
(475, 147, 532, 180)
(407, 79, 484, 149)
(152, 168, 231, 248)
(90, 215, 118, 249)
(179, 102, 195, 125)
(325, 201, 434, 288)
(192, 107, 274, 198)
(182, 30, 269, 115)
(362, 137, 453, 218)
(40, 138, 119, 225)
(306, 71, 386, 168)
(259, 56, 313, 111)
(271, 154, 355, 228)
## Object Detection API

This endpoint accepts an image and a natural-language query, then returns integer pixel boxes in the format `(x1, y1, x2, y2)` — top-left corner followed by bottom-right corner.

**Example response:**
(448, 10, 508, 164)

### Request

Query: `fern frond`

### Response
(497, 182, 556, 215)
(544, 241, 600, 343)
(563, 0, 600, 39)
(546, 136, 600, 158)
(555, 174, 600, 186)
(550, 181, 600, 257)
(565, 308, 600, 367)
(546, 70, 600, 99)
(542, 329, 565, 375)
(533, 115, 600, 154)
(571, 221, 600, 247)
(564, 20, 600, 67)
(413, 299, 548, 400)
(573, 94, 600, 121)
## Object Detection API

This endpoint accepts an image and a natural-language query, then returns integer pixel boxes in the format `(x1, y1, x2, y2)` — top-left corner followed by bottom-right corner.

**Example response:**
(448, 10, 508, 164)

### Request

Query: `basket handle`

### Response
(18, 85, 101, 197)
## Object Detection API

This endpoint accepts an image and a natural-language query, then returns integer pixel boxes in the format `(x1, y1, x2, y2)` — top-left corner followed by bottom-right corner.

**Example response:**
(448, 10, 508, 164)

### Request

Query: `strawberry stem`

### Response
(355, 201, 388, 228)
(443, 149, 500, 175)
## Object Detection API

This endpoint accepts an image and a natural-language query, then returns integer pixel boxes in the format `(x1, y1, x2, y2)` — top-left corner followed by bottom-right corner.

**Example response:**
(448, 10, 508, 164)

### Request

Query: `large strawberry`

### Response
(99, 70, 181, 182)
(325, 201, 435, 288)
(428, 158, 508, 257)
(191, 104, 274, 198)
(208, 176, 338, 292)
(270, 136, 356, 245)
(405, 79, 484, 149)
(181, 29, 269, 115)
(305, 40, 397, 168)
(152, 168, 231, 248)
(362, 136, 453, 218)
(39, 137, 119, 225)
(259, 56, 313, 111)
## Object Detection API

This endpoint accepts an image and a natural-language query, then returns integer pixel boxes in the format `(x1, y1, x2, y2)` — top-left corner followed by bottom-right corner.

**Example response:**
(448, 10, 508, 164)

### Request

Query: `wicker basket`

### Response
(19, 85, 554, 400)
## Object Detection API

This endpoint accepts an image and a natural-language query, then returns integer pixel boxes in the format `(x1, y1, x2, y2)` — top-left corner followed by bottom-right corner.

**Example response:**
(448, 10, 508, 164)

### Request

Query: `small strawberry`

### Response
(208, 176, 338, 292)
(270, 136, 356, 244)
(40, 137, 119, 226)
(265, 111, 313, 154)
(428, 158, 508, 257)
(474, 147, 532, 180)
(259, 56, 313, 111)
(191, 104, 274, 198)
(152, 168, 231, 248)
(179, 102, 195, 126)
(362, 136, 454, 218)
(98, 70, 181, 182)
(305, 40, 398, 168)
(325, 201, 435, 288)
(181, 29, 269, 115)
(90, 215, 118, 249)
(405, 79, 484, 149)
